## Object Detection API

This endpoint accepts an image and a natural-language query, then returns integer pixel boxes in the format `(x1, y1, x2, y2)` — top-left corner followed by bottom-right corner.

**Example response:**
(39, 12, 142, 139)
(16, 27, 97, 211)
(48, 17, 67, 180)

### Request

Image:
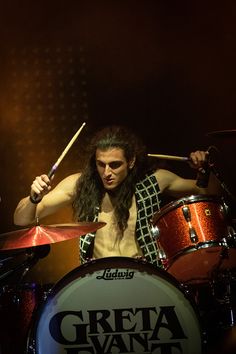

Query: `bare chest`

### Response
(93, 194, 142, 258)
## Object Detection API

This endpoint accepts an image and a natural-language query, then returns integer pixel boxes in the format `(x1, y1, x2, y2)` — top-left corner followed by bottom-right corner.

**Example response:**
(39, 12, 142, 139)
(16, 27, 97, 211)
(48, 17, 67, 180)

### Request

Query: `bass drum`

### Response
(27, 257, 202, 354)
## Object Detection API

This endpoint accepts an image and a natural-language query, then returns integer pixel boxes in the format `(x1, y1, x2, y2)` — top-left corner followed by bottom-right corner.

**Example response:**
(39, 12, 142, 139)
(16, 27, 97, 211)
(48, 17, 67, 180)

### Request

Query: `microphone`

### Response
(196, 151, 211, 188)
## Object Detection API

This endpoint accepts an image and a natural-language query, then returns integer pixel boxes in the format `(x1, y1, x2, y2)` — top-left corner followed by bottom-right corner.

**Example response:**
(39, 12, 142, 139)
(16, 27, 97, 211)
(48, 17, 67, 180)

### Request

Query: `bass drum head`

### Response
(27, 257, 202, 354)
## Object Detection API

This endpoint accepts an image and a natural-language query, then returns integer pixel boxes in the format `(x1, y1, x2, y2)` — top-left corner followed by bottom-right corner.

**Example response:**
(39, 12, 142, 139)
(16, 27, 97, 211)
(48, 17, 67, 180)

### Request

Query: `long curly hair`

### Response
(73, 125, 155, 232)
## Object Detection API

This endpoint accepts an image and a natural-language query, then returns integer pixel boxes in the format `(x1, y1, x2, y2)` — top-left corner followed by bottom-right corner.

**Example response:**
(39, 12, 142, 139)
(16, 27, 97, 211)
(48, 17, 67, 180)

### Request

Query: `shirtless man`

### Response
(14, 125, 221, 266)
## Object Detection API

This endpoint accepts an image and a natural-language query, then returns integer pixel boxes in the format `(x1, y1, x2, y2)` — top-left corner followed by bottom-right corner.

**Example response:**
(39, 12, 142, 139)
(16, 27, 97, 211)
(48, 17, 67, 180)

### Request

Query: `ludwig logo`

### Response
(96, 268, 134, 280)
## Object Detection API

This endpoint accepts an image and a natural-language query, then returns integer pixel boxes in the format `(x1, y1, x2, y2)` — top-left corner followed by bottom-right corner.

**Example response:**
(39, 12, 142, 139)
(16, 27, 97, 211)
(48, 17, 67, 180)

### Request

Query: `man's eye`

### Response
(97, 161, 105, 168)
(96, 161, 123, 169)
(109, 162, 122, 169)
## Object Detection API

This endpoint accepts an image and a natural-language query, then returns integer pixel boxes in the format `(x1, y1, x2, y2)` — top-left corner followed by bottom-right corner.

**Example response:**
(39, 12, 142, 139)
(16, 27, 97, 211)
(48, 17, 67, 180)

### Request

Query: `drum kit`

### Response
(0, 129, 236, 354)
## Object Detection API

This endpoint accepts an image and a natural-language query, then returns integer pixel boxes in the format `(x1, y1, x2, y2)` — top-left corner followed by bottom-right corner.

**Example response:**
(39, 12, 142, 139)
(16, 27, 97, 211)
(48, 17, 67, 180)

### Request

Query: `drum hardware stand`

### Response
(0, 247, 49, 354)
(211, 237, 236, 277)
(0, 255, 15, 268)
(225, 225, 236, 253)
(209, 252, 236, 330)
(208, 162, 236, 329)
(210, 164, 236, 205)
(0, 245, 50, 292)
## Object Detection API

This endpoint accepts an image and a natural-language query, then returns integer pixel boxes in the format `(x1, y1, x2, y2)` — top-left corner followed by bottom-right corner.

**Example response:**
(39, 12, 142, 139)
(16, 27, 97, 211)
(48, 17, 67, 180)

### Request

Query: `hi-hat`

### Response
(0, 222, 106, 251)
(207, 129, 236, 138)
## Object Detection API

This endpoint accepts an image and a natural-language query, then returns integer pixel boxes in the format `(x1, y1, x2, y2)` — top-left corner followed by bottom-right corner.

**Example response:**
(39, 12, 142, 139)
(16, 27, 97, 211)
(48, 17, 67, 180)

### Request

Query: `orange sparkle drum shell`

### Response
(152, 195, 235, 283)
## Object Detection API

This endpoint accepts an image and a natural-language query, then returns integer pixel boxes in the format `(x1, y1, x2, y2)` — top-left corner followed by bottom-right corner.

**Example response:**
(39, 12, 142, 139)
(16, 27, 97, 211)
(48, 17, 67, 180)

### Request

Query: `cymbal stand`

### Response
(210, 164, 236, 204)
(210, 267, 236, 329)
(0, 245, 50, 289)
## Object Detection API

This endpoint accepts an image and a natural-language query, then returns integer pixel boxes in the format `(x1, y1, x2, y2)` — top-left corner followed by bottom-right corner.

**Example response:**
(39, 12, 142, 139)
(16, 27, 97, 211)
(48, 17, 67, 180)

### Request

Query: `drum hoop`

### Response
(152, 194, 223, 224)
(47, 256, 183, 297)
(31, 257, 187, 322)
(166, 241, 225, 264)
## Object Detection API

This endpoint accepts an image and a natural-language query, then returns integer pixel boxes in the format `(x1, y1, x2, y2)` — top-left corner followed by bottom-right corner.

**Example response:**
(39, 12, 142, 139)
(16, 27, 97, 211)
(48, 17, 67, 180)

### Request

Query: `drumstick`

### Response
(147, 153, 190, 162)
(47, 121, 86, 178)
(31, 122, 87, 202)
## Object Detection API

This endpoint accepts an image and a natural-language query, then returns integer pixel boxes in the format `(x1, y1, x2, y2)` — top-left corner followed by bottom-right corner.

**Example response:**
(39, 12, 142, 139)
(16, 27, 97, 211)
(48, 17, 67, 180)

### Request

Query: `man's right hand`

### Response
(30, 174, 52, 201)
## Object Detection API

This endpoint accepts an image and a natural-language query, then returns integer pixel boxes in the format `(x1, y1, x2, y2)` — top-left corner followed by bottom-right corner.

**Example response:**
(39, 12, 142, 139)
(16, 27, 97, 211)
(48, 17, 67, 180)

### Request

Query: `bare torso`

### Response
(93, 193, 143, 258)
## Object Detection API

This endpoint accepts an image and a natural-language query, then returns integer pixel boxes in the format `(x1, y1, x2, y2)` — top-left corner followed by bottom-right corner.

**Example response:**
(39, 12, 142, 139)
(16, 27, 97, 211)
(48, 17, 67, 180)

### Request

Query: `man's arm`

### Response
(14, 173, 79, 226)
(156, 169, 221, 198)
(155, 150, 222, 198)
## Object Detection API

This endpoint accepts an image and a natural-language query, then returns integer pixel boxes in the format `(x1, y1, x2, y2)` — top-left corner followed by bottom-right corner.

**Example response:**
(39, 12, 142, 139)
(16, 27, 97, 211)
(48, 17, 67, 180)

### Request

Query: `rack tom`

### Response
(151, 195, 236, 283)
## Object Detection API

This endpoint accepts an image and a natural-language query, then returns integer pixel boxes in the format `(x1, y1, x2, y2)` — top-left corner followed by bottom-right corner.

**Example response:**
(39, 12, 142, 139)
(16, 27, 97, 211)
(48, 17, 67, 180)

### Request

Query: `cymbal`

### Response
(207, 129, 236, 138)
(0, 222, 106, 251)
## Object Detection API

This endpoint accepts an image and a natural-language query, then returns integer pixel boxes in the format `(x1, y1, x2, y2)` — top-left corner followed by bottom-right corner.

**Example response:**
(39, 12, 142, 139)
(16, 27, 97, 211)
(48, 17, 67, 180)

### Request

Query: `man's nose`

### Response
(104, 164, 112, 175)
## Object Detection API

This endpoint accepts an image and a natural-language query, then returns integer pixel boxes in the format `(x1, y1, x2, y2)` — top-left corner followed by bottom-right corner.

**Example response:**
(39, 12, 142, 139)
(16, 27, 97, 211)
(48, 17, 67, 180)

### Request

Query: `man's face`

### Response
(96, 147, 133, 190)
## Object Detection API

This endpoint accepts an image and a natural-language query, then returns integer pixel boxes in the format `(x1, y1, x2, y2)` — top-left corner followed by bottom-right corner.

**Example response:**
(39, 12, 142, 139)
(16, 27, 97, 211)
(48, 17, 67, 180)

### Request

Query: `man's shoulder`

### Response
(154, 168, 177, 179)
(58, 173, 81, 190)
(63, 172, 81, 181)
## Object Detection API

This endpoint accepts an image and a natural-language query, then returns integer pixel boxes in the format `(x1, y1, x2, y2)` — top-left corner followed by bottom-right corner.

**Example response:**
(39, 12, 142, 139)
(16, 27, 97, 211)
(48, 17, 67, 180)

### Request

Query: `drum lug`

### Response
(220, 237, 229, 248)
(157, 246, 167, 263)
(182, 205, 191, 222)
(221, 200, 229, 217)
(150, 225, 160, 239)
(182, 206, 198, 243)
(189, 227, 198, 243)
(226, 226, 236, 247)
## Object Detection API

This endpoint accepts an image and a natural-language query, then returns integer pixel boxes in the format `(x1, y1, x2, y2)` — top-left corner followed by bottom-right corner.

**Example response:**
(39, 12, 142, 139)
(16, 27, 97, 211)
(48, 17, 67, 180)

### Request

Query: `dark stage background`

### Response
(0, 0, 236, 282)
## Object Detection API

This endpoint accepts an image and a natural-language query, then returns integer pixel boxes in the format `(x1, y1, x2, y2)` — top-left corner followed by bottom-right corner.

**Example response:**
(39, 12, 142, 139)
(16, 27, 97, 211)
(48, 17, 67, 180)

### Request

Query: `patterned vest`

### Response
(79, 174, 162, 266)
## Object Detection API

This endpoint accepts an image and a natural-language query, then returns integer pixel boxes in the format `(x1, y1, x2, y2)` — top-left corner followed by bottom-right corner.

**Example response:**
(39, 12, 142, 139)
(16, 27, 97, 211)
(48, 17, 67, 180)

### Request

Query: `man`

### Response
(14, 125, 221, 266)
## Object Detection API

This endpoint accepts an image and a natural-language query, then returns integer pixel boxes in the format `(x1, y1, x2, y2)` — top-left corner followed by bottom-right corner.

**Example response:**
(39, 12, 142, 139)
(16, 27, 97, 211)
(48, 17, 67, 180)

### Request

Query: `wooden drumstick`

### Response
(31, 122, 87, 203)
(147, 153, 190, 162)
(48, 121, 86, 178)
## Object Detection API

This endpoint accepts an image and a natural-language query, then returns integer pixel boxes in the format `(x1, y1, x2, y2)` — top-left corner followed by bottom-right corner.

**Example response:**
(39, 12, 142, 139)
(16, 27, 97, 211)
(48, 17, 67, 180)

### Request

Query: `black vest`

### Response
(79, 174, 161, 267)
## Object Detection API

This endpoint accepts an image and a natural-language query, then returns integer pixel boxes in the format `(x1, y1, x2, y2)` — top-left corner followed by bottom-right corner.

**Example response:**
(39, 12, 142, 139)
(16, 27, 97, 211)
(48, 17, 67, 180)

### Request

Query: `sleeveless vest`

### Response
(79, 174, 162, 267)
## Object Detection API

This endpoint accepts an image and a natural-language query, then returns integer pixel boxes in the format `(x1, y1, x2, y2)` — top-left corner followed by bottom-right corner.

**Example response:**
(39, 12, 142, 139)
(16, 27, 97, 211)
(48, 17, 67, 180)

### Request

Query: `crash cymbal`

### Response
(0, 222, 106, 251)
(207, 129, 236, 138)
